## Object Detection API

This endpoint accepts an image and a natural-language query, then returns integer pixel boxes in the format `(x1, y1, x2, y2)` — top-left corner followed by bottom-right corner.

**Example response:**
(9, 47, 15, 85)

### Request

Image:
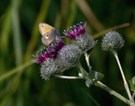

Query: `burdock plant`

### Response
(102, 31, 134, 105)
(33, 22, 135, 106)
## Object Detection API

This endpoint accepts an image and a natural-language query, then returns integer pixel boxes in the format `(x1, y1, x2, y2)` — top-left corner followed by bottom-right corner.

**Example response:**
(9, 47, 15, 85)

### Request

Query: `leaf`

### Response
(85, 79, 93, 88)
(129, 76, 135, 91)
(88, 70, 104, 81)
(85, 70, 104, 87)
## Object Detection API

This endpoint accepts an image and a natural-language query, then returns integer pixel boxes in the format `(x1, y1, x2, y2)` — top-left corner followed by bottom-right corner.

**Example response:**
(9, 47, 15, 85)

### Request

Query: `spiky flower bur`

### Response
(63, 22, 86, 39)
(33, 38, 65, 79)
(34, 39, 65, 64)
(63, 22, 96, 52)
(58, 45, 82, 69)
(40, 58, 67, 80)
(101, 31, 124, 51)
(73, 34, 97, 52)
(40, 58, 58, 80)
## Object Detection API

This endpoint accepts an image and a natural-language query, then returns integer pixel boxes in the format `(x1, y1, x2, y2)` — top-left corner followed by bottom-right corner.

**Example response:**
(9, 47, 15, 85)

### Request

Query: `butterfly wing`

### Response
(41, 32, 55, 46)
(39, 23, 54, 35)
(39, 23, 57, 46)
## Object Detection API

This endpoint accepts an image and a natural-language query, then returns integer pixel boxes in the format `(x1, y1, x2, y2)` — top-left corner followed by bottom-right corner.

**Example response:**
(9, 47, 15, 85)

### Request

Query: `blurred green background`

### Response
(0, 0, 135, 106)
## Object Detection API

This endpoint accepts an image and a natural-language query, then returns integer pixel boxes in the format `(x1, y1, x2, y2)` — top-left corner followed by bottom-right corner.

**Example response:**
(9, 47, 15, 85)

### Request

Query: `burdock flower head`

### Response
(101, 31, 124, 51)
(63, 22, 96, 52)
(58, 45, 81, 69)
(34, 36, 82, 80)
(63, 22, 86, 39)
(34, 38, 65, 80)
(34, 38, 65, 64)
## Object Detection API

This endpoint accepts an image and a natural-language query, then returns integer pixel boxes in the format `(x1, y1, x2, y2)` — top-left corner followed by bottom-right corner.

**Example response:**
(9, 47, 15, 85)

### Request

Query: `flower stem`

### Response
(55, 62, 132, 105)
(95, 81, 131, 105)
(55, 71, 131, 105)
(78, 63, 89, 80)
(84, 51, 134, 105)
(84, 53, 92, 71)
(112, 50, 134, 104)
(54, 74, 83, 79)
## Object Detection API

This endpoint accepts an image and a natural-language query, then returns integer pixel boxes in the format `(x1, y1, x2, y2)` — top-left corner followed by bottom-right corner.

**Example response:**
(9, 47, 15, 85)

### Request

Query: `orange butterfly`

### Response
(39, 23, 57, 46)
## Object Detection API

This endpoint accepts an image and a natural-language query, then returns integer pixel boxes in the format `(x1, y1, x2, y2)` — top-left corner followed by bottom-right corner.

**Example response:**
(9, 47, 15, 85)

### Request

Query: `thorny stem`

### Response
(112, 50, 134, 104)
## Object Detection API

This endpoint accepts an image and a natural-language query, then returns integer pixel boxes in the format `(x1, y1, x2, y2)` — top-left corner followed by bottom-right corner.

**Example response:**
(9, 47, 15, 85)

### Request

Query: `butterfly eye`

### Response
(41, 25, 44, 27)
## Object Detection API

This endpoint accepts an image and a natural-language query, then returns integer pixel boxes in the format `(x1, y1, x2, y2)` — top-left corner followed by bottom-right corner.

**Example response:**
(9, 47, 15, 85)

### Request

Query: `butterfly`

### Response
(39, 23, 57, 46)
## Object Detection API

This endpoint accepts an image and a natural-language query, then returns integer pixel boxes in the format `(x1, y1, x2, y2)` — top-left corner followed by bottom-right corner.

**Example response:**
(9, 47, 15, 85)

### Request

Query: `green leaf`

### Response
(85, 79, 93, 87)
(129, 76, 135, 91)
(85, 70, 104, 87)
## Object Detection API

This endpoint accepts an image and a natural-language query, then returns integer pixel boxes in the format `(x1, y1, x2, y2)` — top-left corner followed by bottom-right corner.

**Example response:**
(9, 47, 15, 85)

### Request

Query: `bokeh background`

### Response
(0, 0, 135, 106)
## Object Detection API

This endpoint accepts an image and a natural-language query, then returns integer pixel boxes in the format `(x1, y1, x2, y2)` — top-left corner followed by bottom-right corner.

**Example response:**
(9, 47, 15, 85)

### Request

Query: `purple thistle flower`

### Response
(34, 39, 65, 64)
(63, 22, 86, 39)
(63, 22, 96, 52)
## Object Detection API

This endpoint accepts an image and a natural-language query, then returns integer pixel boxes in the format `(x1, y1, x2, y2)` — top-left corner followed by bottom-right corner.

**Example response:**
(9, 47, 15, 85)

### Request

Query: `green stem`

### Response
(132, 92, 135, 101)
(54, 74, 82, 79)
(78, 63, 89, 80)
(0, 60, 33, 82)
(112, 50, 133, 103)
(84, 53, 92, 71)
(95, 81, 131, 105)
(55, 61, 131, 105)
(84, 52, 133, 105)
